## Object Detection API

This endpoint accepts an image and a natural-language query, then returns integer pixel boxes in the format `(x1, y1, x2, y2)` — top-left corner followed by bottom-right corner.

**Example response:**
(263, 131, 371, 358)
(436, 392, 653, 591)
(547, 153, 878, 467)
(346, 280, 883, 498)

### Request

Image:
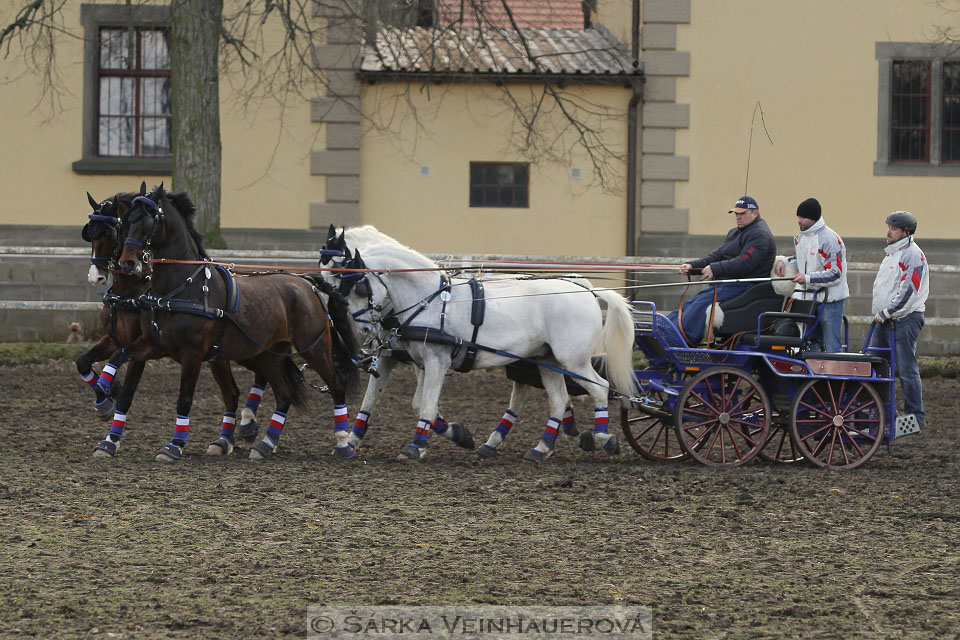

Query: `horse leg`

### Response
(76, 334, 117, 419)
(574, 369, 620, 455)
(237, 370, 268, 443)
(343, 356, 396, 453)
(92, 359, 145, 457)
(249, 356, 298, 460)
(155, 356, 204, 463)
(523, 370, 569, 463)
(404, 363, 474, 450)
(206, 360, 241, 456)
(476, 381, 532, 459)
(397, 355, 449, 462)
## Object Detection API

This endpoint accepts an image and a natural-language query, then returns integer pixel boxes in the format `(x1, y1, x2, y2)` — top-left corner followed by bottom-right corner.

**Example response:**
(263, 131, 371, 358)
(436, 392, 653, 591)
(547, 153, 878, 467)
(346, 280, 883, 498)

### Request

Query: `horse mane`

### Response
(157, 187, 210, 261)
(342, 225, 437, 270)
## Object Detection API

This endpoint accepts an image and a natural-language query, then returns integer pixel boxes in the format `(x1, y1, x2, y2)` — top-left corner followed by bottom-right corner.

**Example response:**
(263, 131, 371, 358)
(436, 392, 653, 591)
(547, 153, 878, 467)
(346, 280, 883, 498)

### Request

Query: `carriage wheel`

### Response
(758, 426, 805, 463)
(790, 379, 884, 470)
(673, 367, 770, 467)
(620, 391, 689, 462)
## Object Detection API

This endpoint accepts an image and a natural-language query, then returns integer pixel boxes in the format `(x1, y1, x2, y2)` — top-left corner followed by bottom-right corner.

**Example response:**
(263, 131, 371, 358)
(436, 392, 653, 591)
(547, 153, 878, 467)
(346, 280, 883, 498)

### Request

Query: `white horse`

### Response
(323, 225, 638, 462)
(341, 276, 582, 460)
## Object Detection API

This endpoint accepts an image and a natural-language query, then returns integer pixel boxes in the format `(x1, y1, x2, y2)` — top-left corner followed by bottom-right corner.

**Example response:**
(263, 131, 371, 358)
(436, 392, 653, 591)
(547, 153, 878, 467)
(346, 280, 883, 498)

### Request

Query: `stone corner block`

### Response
(640, 207, 689, 233)
(311, 96, 362, 123)
(310, 202, 360, 228)
(642, 50, 690, 77)
(642, 102, 690, 128)
(311, 149, 361, 176)
(641, 155, 690, 181)
(642, 0, 691, 24)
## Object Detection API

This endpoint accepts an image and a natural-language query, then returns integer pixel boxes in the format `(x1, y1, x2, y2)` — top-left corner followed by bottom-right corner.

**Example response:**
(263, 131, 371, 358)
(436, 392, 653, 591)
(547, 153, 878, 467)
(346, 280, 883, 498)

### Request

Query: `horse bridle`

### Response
(123, 193, 165, 269)
(83, 200, 124, 273)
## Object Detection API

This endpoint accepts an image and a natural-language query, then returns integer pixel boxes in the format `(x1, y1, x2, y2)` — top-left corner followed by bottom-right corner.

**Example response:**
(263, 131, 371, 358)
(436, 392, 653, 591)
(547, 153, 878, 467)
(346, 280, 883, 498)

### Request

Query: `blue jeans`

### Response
(666, 283, 751, 344)
(807, 299, 846, 353)
(874, 312, 925, 423)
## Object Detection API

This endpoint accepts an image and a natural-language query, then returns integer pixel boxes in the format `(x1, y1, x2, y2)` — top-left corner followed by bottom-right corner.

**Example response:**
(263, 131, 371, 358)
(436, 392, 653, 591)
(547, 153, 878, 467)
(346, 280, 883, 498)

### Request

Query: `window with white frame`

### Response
(875, 42, 960, 176)
(73, 4, 172, 175)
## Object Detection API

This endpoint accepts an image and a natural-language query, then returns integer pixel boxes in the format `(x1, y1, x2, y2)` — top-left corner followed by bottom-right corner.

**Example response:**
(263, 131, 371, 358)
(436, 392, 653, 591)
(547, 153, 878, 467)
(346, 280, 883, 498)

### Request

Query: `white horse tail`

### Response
(593, 289, 639, 397)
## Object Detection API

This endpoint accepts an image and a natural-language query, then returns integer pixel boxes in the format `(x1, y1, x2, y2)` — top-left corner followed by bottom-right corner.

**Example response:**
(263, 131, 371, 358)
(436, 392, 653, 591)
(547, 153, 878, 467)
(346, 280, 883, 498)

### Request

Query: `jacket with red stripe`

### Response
(784, 217, 849, 303)
(689, 216, 776, 279)
(871, 236, 929, 319)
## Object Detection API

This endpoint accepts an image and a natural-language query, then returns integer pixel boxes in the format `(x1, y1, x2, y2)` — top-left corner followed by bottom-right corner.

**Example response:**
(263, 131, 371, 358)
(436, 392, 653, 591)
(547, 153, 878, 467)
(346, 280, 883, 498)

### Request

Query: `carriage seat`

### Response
(734, 298, 822, 349)
(713, 283, 786, 338)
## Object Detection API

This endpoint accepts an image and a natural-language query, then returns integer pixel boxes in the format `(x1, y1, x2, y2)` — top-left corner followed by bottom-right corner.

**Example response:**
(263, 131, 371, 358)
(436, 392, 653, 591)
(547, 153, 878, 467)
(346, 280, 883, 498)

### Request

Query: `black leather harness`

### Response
(137, 264, 240, 360)
(383, 276, 487, 372)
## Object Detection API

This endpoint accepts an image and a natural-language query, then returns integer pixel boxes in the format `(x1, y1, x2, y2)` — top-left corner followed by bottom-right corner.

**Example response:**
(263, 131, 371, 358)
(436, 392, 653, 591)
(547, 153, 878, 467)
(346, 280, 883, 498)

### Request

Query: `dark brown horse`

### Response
(80, 188, 271, 456)
(109, 183, 359, 461)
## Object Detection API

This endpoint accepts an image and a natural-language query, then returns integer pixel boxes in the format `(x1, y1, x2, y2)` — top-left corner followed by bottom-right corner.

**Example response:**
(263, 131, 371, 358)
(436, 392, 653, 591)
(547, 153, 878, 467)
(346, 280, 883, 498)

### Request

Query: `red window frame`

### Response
(97, 26, 171, 158)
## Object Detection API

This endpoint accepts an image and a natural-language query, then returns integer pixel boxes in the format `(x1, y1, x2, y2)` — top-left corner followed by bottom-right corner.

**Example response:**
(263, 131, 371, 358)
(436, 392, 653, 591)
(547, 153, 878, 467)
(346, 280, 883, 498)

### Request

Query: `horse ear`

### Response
(344, 247, 353, 262)
(139, 181, 147, 196)
(354, 249, 365, 269)
(87, 192, 98, 209)
(336, 229, 345, 248)
(327, 224, 336, 241)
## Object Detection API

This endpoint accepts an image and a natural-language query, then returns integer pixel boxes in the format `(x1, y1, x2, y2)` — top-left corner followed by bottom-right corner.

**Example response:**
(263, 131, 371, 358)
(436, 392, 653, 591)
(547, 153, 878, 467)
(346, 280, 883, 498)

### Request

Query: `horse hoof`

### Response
(93, 439, 118, 457)
(476, 443, 497, 459)
(236, 417, 258, 443)
(523, 448, 547, 463)
(156, 443, 182, 462)
(93, 397, 115, 420)
(562, 426, 580, 438)
(334, 445, 356, 459)
(249, 439, 276, 460)
(602, 433, 621, 455)
(451, 423, 475, 450)
(397, 444, 425, 462)
(206, 436, 234, 456)
(578, 432, 597, 452)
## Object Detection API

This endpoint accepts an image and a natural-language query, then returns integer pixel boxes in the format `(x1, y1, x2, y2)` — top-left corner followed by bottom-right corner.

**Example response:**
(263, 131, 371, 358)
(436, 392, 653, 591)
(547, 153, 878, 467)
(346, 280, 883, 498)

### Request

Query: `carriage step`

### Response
(894, 414, 922, 438)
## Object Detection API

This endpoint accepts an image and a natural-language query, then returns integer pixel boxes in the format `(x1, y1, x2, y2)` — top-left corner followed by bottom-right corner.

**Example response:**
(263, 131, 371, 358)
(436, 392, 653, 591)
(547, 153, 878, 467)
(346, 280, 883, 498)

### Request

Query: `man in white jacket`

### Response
(774, 198, 849, 352)
(872, 211, 929, 428)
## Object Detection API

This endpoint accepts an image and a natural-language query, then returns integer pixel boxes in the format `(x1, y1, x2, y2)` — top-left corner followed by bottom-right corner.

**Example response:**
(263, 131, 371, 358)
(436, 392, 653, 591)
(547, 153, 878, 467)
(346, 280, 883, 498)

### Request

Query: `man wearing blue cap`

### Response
(667, 195, 776, 344)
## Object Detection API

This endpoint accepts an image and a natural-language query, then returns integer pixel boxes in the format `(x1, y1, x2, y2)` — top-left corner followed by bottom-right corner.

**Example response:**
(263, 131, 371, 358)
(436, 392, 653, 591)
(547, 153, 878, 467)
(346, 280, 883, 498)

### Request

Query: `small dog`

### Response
(67, 322, 84, 343)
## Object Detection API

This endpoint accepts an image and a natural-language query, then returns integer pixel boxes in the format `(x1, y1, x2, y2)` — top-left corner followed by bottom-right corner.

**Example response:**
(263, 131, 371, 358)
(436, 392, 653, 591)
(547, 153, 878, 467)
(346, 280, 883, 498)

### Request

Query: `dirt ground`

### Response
(0, 360, 957, 639)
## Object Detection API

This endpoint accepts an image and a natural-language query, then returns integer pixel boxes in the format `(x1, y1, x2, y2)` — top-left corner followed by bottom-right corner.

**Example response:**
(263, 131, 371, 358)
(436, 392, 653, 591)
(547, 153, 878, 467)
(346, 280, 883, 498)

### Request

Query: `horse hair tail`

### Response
(308, 276, 362, 400)
(593, 289, 639, 398)
(282, 356, 309, 411)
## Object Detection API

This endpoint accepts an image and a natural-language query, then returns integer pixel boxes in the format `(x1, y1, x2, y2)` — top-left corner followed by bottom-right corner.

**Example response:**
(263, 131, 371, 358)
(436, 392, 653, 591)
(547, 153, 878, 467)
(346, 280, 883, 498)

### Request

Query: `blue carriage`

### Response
(620, 289, 914, 470)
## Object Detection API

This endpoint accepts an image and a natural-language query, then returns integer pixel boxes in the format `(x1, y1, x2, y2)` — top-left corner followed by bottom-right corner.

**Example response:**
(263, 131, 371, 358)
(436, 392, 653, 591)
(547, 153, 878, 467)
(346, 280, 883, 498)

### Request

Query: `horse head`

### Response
(118, 182, 168, 277)
(82, 188, 137, 286)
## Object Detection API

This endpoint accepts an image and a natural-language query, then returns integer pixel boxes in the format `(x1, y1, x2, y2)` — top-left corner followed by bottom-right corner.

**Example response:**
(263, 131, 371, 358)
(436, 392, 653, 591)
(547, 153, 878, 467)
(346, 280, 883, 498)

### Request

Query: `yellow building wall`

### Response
(358, 82, 631, 255)
(0, 1, 318, 230)
(676, 0, 959, 239)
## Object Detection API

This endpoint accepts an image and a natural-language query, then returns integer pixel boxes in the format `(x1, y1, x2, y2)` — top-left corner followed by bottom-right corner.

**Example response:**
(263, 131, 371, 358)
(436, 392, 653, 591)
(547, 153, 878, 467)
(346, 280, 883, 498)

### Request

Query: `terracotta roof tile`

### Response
(361, 25, 640, 78)
(436, 0, 586, 30)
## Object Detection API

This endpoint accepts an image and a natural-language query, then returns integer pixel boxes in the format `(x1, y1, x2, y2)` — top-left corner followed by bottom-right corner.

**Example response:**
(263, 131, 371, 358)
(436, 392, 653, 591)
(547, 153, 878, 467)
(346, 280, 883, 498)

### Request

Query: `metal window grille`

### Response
(890, 60, 931, 162)
(469, 162, 529, 208)
(943, 62, 960, 163)
(97, 27, 171, 158)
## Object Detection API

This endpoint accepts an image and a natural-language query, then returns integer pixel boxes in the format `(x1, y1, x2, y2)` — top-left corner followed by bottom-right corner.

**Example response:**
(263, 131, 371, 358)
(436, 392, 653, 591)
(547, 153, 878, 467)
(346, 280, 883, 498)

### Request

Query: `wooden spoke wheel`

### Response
(621, 391, 689, 462)
(758, 425, 806, 463)
(790, 378, 884, 470)
(673, 367, 770, 467)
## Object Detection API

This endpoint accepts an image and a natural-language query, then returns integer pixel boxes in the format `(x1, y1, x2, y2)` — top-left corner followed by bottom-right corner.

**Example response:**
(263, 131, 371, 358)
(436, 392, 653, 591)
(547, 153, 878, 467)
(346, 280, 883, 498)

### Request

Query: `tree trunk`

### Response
(170, 0, 224, 249)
